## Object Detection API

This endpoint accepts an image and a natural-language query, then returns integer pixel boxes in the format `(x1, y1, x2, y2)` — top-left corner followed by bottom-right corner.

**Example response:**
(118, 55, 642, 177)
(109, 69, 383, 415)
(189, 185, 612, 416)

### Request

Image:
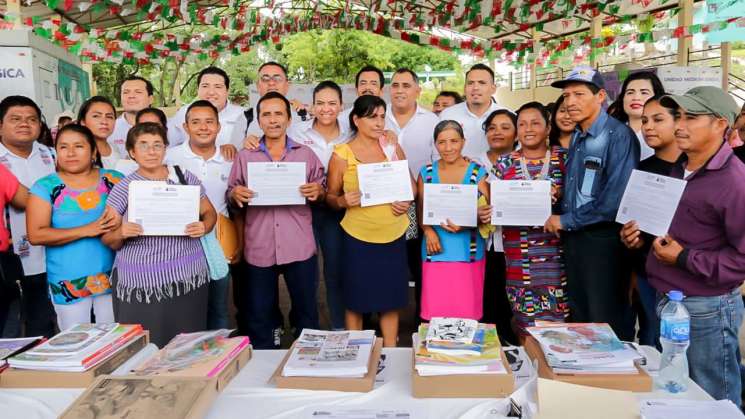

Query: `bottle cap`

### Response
(668, 290, 684, 301)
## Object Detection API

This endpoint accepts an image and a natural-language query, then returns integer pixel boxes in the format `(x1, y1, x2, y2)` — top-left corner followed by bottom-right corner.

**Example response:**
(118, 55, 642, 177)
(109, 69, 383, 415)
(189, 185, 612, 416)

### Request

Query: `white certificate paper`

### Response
(616, 169, 687, 237)
(490, 180, 552, 226)
(246, 162, 306, 206)
(357, 160, 413, 207)
(128, 181, 200, 236)
(422, 183, 478, 227)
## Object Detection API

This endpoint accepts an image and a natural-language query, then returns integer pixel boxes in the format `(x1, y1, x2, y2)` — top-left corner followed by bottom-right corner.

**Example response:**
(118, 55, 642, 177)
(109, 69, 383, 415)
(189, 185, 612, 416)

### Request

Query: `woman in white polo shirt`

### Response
(288, 81, 350, 330)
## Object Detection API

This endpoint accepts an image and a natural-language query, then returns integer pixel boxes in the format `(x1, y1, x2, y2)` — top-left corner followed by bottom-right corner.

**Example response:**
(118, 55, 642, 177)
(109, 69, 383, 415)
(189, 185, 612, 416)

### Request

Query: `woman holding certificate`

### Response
(417, 120, 490, 321)
(493, 102, 569, 337)
(326, 95, 413, 347)
(103, 122, 216, 347)
(26, 124, 122, 331)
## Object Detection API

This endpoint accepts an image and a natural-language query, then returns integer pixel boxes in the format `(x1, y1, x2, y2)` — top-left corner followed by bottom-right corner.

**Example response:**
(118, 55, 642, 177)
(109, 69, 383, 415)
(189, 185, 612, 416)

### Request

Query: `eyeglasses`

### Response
(260, 74, 286, 83)
(134, 142, 165, 152)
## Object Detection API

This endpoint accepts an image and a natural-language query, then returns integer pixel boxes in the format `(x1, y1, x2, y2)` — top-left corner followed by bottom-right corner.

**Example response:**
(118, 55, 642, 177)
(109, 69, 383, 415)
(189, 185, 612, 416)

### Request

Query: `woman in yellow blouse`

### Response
(326, 95, 414, 347)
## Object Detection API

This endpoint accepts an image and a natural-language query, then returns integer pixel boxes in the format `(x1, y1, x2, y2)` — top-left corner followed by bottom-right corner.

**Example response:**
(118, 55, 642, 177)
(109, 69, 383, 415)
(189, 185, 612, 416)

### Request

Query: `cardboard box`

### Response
(0, 332, 149, 388)
(524, 336, 653, 392)
(411, 349, 515, 398)
(270, 337, 383, 393)
(204, 343, 252, 392)
(59, 375, 218, 419)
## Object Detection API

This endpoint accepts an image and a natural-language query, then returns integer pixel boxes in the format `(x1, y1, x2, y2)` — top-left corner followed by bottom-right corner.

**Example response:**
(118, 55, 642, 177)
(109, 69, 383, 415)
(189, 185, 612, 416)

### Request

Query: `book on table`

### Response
(282, 329, 376, 378)
(425, 317, 478, 346)
(132, 329, 250, 378)
(0, 336, 44, 369)
(526, 323, 641, 375)
(8, 323, 144, 372)
(414, 322, 507, 376)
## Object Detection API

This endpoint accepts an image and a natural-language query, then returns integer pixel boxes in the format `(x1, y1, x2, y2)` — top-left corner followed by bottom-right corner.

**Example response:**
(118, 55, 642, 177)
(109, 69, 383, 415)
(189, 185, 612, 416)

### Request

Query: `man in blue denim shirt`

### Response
(545, 66, 640, 340)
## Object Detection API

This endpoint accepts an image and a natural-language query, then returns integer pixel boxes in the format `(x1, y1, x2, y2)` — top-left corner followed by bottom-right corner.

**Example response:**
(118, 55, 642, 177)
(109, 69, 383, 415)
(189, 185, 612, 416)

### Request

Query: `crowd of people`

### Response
(0, 60, 744, 406)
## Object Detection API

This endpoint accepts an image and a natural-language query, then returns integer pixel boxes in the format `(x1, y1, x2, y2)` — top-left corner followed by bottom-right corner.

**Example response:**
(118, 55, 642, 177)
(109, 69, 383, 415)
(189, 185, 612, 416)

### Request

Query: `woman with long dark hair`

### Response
(78, 96, 120, 169)
(548, 95, 576, 149)
(609, 72, 665, 160)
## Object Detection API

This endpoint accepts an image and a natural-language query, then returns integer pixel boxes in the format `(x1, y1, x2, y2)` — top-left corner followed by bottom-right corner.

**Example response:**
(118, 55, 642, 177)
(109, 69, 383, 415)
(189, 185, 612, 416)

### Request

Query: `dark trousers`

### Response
(406, 235, 423, 322)
(563, 223, 634, 341)
(243, 256, 320, 349)
(483, 250, 517, 345)
(7, 273, 56, 338)
(231, 261, 248, 335)
(312, 206, 345, 330)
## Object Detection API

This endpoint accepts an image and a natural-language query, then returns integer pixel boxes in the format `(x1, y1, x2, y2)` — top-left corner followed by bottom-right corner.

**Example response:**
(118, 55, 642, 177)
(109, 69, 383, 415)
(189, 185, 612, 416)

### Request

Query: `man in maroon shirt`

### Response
(227, 91, 325, 349)
(644, 86, 744, 405)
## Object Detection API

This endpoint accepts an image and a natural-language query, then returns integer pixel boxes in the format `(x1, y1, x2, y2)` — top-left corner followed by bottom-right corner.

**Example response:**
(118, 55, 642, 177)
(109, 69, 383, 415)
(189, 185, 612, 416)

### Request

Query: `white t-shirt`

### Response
(165, 142, 233, 217)
(0, 142, 56, 275)
(472, 151, 503, 252)
(168, 102, 247, 148)
(100, 146, 123, 171)
(107, 115, 133, 157)
(439, 101, 506, 159)
(385, 105, 440, 177)
(287, 118, 351, 171)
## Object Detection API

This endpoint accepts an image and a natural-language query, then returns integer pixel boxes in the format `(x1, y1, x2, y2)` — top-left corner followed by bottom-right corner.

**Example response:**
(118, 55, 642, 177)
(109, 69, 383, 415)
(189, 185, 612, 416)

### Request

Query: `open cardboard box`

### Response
(524, 335, 653, 392)
(0, 331, 149, 388)
(270, 337, 383, 393)
(411, 348, 515, 398)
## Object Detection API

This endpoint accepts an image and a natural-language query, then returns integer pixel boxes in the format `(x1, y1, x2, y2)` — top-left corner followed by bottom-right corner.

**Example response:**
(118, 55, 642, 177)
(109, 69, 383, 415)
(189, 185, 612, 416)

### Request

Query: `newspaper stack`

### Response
(527, 323, 641, 374)
(414, 318, 507, 376)
(9, 323, 145, 372)
(282, 329, 376, 378)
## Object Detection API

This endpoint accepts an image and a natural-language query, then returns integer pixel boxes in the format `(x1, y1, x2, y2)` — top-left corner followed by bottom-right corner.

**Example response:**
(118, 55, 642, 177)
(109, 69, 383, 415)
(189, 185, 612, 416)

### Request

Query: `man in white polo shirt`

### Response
(166, 100, 235, 330)
(385, 68, 439, 321)
(0, 96, 56, 338)
(108, 76, 154, 157)
(439, 63, 505, 159)
(339, 65, 386, 133)
(168, 67, 247, 161)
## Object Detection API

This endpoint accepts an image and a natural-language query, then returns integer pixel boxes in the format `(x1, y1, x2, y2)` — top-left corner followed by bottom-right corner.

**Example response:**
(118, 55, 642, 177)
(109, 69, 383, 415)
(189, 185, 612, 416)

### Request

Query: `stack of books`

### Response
(282, 329, 376, 378)
(132, 329, 250, 378)
(8, 323, 144, 372)
(0, 336, 43, 371)
(526, 323, 642, 375)
(414, 317, 507, 376)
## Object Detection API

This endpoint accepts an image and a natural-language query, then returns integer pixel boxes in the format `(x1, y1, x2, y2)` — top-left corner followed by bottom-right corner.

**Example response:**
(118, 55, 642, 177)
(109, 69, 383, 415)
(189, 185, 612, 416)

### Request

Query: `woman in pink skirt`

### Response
(416, 120, 491, 320)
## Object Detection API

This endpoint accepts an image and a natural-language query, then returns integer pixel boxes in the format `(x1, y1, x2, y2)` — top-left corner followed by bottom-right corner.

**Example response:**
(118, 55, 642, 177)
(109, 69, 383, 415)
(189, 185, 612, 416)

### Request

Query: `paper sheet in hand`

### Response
(616, 170, 686, 237)
(128, 181, 200, 235)
(246, 162, 306, 206)
(490, 180, 551, 226)
(357, 160, 413, 207)
(422, 184, 478, 227)
(535, 378, 639, 419)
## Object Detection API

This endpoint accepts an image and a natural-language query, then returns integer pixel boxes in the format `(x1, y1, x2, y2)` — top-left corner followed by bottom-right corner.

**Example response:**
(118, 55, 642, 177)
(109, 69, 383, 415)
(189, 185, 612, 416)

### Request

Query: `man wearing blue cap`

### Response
(545, 65, 640, 340)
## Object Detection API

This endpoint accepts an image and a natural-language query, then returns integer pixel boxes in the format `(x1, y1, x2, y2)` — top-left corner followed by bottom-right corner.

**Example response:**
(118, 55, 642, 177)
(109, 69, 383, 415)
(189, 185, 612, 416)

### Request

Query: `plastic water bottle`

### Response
(657, 290, 690, 393)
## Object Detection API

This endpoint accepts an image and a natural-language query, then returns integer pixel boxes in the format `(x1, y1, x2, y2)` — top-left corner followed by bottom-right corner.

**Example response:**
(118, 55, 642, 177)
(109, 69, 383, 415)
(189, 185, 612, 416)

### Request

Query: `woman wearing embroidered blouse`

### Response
(78, 96, 121, 170)
(491, 102, 569, 338)
(102, 122, 216, 346)
(26, 124, 122, 331)
(326, 95, 413, 347)
(417, 120, 491, 321)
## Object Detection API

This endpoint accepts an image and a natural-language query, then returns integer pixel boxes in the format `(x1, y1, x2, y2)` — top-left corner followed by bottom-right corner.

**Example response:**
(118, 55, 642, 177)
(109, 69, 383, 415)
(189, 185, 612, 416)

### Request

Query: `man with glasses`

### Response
(0, 96, 56, 338)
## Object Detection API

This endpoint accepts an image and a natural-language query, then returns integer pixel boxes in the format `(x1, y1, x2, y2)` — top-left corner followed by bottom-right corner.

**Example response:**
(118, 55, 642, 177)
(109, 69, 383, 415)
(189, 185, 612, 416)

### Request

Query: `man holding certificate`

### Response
(227, 91, 324, 349)
(643, 87, 745, 407)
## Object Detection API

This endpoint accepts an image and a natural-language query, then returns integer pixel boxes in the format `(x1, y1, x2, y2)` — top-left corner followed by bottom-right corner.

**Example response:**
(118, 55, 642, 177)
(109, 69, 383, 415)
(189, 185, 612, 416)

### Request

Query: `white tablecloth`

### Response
(0, 347, 712, 419)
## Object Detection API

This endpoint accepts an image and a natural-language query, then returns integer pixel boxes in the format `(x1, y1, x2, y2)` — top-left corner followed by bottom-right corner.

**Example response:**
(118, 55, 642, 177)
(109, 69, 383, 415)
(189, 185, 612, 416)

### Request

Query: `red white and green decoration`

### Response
(3, 0, 744, 66)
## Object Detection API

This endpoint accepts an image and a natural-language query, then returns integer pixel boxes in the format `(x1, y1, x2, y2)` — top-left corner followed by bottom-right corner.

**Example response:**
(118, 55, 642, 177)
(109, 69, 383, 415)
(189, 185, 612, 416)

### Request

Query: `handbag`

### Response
(215, 214, 239, 263)
(172, 165, 229, 280)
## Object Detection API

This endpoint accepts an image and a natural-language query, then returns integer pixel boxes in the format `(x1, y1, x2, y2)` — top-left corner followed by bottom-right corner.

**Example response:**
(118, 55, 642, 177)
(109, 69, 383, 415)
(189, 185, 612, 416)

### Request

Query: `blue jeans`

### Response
(656, 288, 744, 406)
(207, 275, 230, 330)
(636, 273, 659, 348)
(243, 256, 320, 349)
(312, 206, 345, 330)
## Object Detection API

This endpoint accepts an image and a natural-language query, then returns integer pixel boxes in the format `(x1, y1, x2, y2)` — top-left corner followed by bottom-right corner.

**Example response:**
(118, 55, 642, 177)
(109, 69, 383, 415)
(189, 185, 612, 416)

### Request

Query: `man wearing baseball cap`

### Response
(646, 86, 745, 406)
(545, 65, 640, 340)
